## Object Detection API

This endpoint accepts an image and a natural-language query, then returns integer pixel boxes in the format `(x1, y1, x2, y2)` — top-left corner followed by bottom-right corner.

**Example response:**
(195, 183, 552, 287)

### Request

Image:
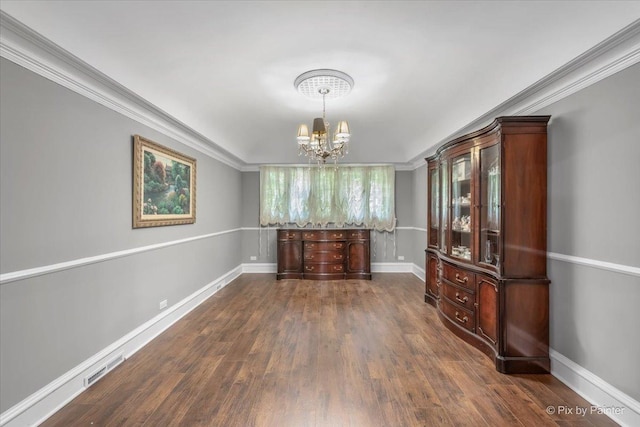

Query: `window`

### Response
(260, 165, 396, 231)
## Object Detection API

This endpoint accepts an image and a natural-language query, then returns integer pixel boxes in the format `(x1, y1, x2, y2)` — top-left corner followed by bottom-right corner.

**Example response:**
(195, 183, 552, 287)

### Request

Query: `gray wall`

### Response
(535, 63, 640, 401)
(0, 58, 244, 411)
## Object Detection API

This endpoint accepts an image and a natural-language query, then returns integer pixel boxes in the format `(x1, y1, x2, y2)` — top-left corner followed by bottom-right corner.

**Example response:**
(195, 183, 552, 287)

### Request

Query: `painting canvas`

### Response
(133, 135, 196, 228)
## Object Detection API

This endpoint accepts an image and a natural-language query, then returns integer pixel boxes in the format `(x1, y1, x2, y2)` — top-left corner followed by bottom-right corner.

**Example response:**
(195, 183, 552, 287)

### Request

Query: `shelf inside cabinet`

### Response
(482, 229, 500, 234)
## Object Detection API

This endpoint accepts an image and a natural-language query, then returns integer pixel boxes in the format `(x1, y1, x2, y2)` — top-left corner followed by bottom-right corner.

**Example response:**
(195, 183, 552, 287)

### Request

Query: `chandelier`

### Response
(294, 69, 353, 164)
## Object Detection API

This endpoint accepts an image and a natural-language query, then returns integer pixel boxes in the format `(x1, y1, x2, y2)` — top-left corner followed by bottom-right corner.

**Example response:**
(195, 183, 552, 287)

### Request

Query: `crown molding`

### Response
(0, 11, 245, 170)
(240, 161, 417, 172)
(409, 19, 640, 169)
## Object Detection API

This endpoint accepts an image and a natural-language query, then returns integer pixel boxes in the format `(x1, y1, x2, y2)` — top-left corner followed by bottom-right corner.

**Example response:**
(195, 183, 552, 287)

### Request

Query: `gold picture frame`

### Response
(133, 135, 196, 228)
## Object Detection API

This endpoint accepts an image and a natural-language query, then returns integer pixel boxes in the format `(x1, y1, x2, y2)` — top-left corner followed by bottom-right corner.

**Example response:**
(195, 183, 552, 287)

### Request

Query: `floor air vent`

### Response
(106, 354, 124, 370)
(84, 366, 106, 387)
(83, 353, 124, 387)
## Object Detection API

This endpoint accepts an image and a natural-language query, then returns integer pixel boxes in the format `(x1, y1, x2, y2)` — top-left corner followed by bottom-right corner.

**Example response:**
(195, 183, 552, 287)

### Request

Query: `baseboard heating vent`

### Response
(84, 366, 106, 387)
(106, 354, 124, 371)
(83, 353, 125, 388)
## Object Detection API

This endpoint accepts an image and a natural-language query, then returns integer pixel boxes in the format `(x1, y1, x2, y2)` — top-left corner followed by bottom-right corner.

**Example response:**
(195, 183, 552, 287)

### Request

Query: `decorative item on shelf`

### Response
(485, 239, 493, 264)
(461, 215, 471, 232)
(452, 215, 471, 232)
(295, 69, 353, 164)
(452, 216, 461, 231)
(455, 196, 471, 206)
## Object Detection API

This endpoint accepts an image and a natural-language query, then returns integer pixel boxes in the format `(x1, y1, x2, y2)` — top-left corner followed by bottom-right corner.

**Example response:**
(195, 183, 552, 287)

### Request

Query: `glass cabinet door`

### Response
(479, 144, 501, 268)
(440, 159, 448, 254)
(451, 153, 472, 260)
(429, 167, 439, 247)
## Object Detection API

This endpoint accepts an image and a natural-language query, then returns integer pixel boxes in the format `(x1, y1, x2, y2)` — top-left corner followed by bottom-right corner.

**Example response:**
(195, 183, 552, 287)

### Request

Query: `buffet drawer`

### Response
(304, 251, 344, 263)
(440, 298, 475, 332)
(441, 282, 475, 311)
(304, 241, 345, 251)
(304, 263, 345, 274)
(302, 230, 346, 240)
(442, 263, 475, 292)
(347, 229, 369, 239)
(278, 230, 301, 240)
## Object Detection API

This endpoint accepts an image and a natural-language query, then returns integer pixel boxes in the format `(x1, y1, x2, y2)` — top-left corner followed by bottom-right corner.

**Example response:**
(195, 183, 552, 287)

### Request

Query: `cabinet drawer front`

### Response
(304, 242, 344, 251)
(347, 229, 369, 239)
(304, 251, 344, 263)
(442, 263, 475, 291)
(441, 299, 475, 332)
(442, 282, 474, 311)
(304, 263, 345, 273)
(278, 230, 301, 240)
(303, 230, 346, 240)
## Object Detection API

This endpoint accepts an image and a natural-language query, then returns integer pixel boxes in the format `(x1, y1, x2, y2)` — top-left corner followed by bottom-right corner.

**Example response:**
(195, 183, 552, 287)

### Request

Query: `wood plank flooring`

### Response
(41, 273, 618, 426)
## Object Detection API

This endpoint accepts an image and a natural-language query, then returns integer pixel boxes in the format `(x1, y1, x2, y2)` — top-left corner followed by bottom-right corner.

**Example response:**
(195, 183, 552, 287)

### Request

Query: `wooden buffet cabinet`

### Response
(426, 116, 550, 374)
(277, 229, 371, 280)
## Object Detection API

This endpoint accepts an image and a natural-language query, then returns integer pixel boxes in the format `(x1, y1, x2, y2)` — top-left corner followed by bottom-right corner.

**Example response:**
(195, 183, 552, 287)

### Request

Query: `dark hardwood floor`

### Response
(41, 273, 617, 426)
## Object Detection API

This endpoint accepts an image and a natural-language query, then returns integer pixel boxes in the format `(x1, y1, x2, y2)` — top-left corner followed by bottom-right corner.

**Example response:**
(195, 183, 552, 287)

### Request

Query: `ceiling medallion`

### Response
(294, 69, 353, 164)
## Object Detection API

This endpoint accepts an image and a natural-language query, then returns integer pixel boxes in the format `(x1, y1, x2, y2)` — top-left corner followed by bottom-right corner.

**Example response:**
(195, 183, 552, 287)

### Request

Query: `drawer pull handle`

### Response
(334, 254, 342, 259)
(306, 266, 314, 271)
(455, 292, 468, 304)
(455, 312, 469, 324)
(455, 273, 468, 284)
(332, 233, 343, 238)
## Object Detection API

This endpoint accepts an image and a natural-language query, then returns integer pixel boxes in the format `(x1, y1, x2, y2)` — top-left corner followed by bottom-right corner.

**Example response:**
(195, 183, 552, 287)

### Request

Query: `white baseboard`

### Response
(241, 262, 276, 274)
(550, 349, 640, 427)
(372, 262, 415, 273)
(0, 266, 242, 427)
(239, 261, 426, 280)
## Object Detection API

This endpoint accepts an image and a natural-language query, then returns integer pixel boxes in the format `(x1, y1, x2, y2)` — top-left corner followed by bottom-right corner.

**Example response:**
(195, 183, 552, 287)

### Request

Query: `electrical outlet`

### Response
(398, 255, 405, 261)
(159, 300, 168, 310)
(250, 256, 257, 261)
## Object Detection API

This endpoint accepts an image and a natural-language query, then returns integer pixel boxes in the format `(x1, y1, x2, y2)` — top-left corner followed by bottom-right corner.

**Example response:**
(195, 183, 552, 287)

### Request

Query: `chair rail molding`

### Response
(0, 228, 242, 285)
(548, 252, 640, 277)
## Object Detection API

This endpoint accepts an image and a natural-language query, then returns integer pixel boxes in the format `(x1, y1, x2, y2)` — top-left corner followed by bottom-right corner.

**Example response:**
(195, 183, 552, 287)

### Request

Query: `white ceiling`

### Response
(2, 1, 640, 168)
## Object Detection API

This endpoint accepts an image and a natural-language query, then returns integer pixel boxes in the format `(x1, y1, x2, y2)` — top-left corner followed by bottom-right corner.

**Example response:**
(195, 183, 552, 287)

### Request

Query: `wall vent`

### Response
(84, 366, 106, 387)
(106, 354, 124, 371)
(83, 353, 124, 388)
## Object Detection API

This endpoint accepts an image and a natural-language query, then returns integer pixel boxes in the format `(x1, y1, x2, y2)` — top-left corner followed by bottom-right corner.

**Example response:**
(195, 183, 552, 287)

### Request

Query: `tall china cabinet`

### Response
(425, 116, 550, 374)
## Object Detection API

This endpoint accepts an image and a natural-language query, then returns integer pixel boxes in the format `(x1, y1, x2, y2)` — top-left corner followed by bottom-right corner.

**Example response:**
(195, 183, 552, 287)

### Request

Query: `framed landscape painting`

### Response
(133, 135, 196, 228)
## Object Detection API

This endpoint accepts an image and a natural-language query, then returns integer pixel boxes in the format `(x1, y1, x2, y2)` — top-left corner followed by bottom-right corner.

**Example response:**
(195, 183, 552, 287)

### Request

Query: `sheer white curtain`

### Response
(260, 165, 396, 231)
